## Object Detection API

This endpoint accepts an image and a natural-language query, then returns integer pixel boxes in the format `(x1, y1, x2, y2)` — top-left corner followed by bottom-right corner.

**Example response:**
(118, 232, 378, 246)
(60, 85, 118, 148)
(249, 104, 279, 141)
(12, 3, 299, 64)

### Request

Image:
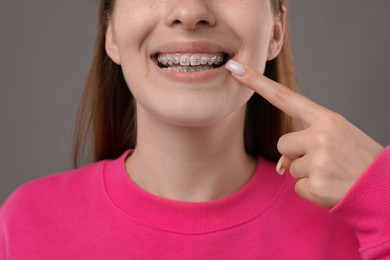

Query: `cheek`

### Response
(227, 5, 274, 71)
(241, 24, 273, 70)
(113, 3, 161, 59)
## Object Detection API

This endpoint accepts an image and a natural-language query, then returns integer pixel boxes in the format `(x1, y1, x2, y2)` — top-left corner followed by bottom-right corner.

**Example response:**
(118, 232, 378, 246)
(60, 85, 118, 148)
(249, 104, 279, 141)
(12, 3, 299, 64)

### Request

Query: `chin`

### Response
(143, 102, 235, 128)
(133, 80, 252, 129)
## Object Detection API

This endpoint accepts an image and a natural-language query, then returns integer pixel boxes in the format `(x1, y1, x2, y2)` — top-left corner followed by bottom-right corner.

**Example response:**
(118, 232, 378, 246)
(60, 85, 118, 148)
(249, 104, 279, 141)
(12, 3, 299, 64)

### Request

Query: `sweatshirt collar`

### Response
(103, 150, 288, 234)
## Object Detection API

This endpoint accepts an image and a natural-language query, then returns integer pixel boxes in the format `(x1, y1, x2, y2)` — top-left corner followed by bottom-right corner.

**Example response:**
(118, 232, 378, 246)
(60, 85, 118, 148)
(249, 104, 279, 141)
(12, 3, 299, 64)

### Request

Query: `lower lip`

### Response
(152, 61, 227, 83)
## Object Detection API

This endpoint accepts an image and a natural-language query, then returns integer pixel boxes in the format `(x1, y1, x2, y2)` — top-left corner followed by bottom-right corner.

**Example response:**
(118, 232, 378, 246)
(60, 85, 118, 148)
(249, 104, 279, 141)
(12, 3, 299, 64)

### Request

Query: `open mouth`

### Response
(151, 53, 230, 72)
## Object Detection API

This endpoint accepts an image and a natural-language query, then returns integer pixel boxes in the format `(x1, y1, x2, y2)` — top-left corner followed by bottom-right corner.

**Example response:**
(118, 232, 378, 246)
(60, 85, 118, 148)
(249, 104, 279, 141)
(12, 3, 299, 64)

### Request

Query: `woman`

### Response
(1, 0, 389, 259)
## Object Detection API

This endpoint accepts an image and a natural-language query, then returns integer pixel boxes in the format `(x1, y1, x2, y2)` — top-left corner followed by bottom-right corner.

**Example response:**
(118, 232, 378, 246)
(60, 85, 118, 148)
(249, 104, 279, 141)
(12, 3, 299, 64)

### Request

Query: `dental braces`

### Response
(162, 66, 217, 72)
(157, 54, 224, 66)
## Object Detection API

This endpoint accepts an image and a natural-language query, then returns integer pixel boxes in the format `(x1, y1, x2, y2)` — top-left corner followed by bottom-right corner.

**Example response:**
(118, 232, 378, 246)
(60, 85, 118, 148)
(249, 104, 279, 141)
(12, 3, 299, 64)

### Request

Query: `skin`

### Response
(105, 0, 384, 206)
(105, 0, 282, 128)
(105, 0, 284, 202)
(226, 62, 384, 208)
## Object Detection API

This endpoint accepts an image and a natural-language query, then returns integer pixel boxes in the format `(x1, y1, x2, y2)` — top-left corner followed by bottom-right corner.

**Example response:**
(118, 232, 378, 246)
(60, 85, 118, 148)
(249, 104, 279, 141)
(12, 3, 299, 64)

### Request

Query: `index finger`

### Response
(226, 60, 326, 127)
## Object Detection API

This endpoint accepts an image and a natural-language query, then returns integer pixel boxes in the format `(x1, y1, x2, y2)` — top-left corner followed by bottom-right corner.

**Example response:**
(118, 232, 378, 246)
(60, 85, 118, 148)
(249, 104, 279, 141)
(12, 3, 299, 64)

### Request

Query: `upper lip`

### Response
(150, 41, 234, 57)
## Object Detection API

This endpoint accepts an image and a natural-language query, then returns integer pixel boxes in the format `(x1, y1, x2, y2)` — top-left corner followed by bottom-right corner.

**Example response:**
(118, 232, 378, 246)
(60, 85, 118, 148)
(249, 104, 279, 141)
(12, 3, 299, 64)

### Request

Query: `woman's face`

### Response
(106, 0, 284, 127)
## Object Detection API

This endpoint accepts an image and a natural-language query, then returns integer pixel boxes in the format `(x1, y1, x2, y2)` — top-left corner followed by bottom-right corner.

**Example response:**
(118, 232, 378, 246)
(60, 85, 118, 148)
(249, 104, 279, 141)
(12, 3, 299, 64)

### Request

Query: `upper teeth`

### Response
(157, 54, 224, 66)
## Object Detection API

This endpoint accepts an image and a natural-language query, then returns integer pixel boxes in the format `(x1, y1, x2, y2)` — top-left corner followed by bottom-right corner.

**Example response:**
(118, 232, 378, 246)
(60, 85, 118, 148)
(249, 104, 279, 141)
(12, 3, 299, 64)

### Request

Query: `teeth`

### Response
(157, 53, 225, 67)
(180, 55, 190, 66)
(200, 57, 209, 65)
(172, 56, 180, 64)
(162, 66, 215, 72)
(209, 56, 217, 65)
(190, 55, 201, 66)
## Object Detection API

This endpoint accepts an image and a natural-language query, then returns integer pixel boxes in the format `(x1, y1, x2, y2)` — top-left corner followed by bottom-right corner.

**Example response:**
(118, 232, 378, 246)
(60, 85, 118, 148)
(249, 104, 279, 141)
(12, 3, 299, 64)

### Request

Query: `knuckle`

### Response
(277, 135, 288, 153)
(313, 132, 332, 147)
(252, 72, 264, 87)
(323, 112, 345, 126)
(295, 179, 305, 196)
(296, 175, 335, 208)
(289, 161, 299, 178)
(307, 178, 328, 200)
(275, 85, 292, 102)
(309, 181, 333, 207)
(308, 178, 323, 195)
(311, 153, 330, 171)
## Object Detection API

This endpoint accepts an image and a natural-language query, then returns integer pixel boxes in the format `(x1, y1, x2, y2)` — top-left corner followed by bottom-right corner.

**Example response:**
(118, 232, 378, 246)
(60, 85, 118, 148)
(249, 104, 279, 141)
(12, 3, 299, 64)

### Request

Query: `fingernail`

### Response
(276, 157, 286, 176)
(225, 59, 246, 76)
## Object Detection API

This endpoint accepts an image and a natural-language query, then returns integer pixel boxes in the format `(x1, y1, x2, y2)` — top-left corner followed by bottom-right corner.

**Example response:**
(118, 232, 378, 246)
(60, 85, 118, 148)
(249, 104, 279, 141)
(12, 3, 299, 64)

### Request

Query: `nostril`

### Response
(172, 20, 182, 25)
(197, 20, 209, 26)
(172, 19, 209, 28)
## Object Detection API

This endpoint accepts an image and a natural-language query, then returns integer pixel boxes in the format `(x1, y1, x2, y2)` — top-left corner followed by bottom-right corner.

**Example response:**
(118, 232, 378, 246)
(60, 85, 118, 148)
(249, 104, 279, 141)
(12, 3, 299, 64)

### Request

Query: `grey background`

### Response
(1, 1, 389, 204)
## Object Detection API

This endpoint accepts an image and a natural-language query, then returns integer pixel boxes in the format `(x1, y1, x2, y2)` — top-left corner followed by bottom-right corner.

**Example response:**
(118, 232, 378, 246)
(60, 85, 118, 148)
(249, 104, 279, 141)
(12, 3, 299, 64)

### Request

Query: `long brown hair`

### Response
(72, 0, 298, 168)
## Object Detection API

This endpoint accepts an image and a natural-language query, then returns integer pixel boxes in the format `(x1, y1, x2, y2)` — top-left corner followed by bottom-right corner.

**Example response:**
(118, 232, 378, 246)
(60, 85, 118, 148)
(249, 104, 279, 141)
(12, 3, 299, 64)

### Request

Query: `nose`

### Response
(165, 0, 216, 30)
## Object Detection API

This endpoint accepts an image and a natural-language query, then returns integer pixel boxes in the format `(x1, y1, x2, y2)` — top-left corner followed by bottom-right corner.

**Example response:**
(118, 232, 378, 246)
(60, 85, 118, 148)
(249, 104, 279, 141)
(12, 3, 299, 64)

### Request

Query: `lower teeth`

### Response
(162, 66, 215, 72)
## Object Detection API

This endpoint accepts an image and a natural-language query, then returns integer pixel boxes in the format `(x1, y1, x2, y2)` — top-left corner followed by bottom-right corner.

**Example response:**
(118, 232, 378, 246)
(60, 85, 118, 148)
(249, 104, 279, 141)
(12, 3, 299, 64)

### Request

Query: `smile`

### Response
(152, 53, 230, 72)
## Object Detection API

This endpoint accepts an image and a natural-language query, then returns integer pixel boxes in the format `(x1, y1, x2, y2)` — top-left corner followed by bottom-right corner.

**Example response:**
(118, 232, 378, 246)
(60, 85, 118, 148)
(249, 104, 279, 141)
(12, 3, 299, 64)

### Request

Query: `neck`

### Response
(125, 105, 257, 202)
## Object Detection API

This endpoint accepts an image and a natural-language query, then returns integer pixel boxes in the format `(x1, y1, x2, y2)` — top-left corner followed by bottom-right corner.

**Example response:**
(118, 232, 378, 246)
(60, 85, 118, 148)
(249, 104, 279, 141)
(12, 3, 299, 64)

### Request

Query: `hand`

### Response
(226, 60, 384, 208)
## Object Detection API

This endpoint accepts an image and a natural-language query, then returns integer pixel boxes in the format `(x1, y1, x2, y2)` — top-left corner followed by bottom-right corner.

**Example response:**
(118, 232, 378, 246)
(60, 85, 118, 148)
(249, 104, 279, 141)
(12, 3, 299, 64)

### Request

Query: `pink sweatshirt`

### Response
(1, 147, 390, 259)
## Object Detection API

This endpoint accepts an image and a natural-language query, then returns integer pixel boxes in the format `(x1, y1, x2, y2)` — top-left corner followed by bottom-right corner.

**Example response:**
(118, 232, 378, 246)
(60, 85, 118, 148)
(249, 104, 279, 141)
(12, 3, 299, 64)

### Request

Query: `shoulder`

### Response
(0, 160, 107, 221)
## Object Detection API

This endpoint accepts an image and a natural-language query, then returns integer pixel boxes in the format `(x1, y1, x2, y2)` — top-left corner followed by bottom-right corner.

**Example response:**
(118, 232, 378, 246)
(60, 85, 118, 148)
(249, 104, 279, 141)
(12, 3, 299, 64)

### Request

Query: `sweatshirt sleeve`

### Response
(0, 224, 5, 260)
(0, 202, 9, 259)
(330, 146, 390, 260)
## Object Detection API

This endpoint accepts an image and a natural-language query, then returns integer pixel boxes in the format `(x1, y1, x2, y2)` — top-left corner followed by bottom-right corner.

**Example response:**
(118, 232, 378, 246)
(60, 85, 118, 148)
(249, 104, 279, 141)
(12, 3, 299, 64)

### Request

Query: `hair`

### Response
(72, 0, 298, 168)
